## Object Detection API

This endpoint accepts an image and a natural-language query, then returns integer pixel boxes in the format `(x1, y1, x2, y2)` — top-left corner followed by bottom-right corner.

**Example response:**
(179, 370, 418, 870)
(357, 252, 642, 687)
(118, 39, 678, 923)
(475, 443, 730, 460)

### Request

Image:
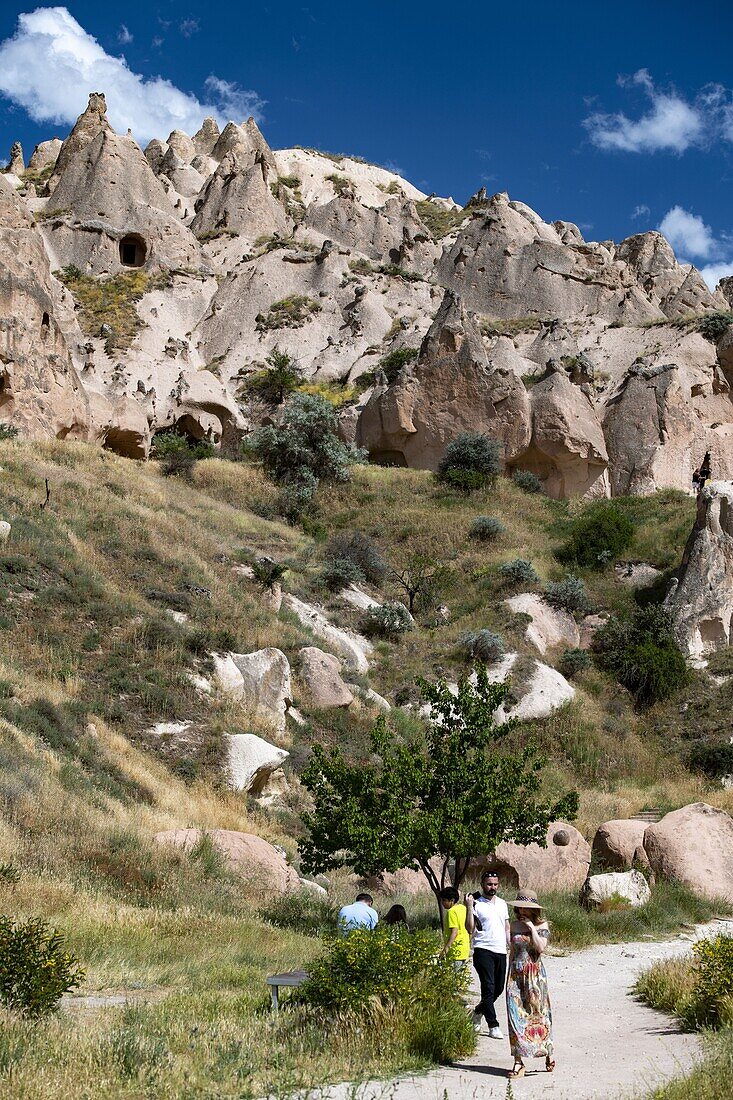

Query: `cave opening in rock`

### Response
(119, 234, 147, 268)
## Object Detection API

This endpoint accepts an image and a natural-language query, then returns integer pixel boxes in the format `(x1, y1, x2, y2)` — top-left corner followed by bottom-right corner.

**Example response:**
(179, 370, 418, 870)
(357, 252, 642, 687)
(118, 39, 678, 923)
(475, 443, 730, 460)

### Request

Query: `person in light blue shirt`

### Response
(337, 893, 379, 934)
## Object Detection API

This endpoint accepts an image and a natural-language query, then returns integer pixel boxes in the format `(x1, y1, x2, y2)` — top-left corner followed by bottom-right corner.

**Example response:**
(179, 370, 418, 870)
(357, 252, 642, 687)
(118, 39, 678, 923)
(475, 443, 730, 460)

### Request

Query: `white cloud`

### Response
(584, 70, 704, 153)
(118, 24, 133, 45)
(0, 7, 264, 146)
(657, 205, 718, 260)
(631, 203, 650, 220)
(179, 18, 200, 38)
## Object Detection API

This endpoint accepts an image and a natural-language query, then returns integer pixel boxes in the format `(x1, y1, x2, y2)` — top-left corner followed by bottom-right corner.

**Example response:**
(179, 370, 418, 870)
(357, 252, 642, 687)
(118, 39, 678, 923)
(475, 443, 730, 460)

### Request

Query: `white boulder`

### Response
(224, 732, 289, 794)
(505, 592, 581, 655)
(581, 869, 651, 909)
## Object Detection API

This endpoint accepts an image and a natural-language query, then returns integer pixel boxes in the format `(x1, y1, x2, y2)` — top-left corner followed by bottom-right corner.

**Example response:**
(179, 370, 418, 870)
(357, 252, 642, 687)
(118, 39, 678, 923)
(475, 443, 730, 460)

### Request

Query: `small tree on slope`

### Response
(300, 668, 578, 923)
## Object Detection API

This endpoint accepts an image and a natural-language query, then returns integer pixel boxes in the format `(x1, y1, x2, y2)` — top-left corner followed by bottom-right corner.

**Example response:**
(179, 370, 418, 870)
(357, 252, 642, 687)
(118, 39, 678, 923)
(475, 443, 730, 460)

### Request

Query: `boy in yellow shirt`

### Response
(439, 886, 470, 974)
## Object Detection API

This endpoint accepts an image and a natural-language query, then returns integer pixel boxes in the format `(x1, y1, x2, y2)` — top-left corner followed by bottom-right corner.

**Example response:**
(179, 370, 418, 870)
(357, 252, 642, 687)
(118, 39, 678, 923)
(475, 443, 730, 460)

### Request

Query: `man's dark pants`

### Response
(472, 948, 507, 1028)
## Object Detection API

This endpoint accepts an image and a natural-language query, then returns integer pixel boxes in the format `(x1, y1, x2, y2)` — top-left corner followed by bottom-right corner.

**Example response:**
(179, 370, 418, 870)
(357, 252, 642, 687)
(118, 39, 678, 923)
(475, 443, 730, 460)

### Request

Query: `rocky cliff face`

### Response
(3, 91, 733, 493)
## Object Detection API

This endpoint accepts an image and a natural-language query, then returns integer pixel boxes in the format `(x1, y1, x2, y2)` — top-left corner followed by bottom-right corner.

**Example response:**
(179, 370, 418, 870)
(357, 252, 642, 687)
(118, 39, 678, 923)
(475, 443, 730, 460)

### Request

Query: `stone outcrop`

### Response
(153, 828, 300, 894)
(0, 177, 88, 440)
(28, 138, 62, 173)
(283, 594, 372, 672)
(86, 391, 150, 457)
(477, 821, 591, 892)
(9, 142, 25, 176)
(592, 819, 650, 871)
(616, 232, 727, 317)
(643, 802, 733, 902)
(212, 648, 292, 732)
(191, 151, 288, 241)
(224, 732, 289, 793)
(666, 482, 733, 658)
(603, 362, 697, 496)
(299, 647, 354, 708)
(357, 290, 531, 469)
(505, 593, 581, 655)
(581, 869, 651, 909)
(511, 364, 609, 498)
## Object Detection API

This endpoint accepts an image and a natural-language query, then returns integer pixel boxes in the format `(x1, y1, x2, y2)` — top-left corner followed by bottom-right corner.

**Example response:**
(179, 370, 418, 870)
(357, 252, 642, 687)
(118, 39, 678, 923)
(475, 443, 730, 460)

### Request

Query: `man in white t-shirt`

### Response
(466, 870, 510, 1039)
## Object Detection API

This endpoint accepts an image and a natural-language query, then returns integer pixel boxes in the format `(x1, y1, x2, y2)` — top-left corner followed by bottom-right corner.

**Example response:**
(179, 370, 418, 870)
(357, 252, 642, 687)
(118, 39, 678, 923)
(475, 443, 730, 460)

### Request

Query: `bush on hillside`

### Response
(361, 602, 413, 638)
(0, 425, 19, 441)
(499, 558, 539, 586)
(152, 430, 215, 460)
(686, 934, 733, 1029)
(697, 312, 733, 344)
(593, 605, 691, 705)
(512, 469, 543, 494)
(251, 557, 288, 590)
(469, 516, 505, 541)
(321, 556, 365, 592)
(545, 574, 590, 615)
(558, 648, 591, 679)
(687, 741, 733, 780)
(326, 532, 387, 585)
(246, 393, 366, 518)
(458, 629, 505, 664)
(160, 452, 197, 481)
(242, 347, 303, 404)
(558, 503, 633, 570)
(436, 432, 501, 491)
(0, 916, 85, 1017)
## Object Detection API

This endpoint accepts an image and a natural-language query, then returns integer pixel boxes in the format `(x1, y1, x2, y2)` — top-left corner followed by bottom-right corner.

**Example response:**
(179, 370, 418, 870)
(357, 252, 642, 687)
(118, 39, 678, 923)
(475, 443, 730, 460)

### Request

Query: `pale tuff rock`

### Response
(365, 859, 443, 896)
(28, 138, 62, 173)
(193, 117, 221, 157)
(282, 594, 372, 672)
(211, 648, 292, 733)
(512, 364, 609, 498)
(224, 732, 289, 794)
(298, 647, 354, 708)
(0, 521, 10, 543)
(437, 191, 661, 323)
(666, 481, 733, 658)
(153, 828, 300, 894)
(274, 147, 426, 210)
(86, 391, 150, 458)
(41, 97, 201, 274)
(643, 802, 733, 902)
(603, 362, 698, 497)
(211, 118, 278, 175)
(581, 869, 651, 909)
(357, 290, 531, 469)
(191, 152, 288, 241)
(494, 654, 576, 723)
(592, 819, 650, 872)
(505, 592, 581, 655)
(0, 177, 88, 441)
(616, 232, 727, 318)
(8, 142, 24, 176)
(478, 821, 591, 892)
(166, 129, 196, 164)
(304, 193, 437, 271)
(47, 92, 111, 193)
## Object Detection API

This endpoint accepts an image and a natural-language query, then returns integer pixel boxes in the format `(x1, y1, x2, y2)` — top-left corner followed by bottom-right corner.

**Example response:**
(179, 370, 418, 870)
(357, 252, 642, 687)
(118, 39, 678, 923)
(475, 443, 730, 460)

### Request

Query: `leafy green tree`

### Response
(244, 347, 303, 404)
(300, 669, 578, 920)
(558, 503, 633, 570)
(593, 604, 690, 704)
(436, 432, 502, 491)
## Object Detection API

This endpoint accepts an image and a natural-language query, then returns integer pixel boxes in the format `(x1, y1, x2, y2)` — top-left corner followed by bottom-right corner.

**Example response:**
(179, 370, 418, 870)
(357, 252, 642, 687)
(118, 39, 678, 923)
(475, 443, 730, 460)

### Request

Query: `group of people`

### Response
(338, 872, 554, 1080)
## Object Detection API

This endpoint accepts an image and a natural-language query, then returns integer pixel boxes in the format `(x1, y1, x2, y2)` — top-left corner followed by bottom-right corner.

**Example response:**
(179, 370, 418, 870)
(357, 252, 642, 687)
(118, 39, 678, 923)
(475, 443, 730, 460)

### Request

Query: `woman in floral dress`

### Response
(506, 890, 555, 1079)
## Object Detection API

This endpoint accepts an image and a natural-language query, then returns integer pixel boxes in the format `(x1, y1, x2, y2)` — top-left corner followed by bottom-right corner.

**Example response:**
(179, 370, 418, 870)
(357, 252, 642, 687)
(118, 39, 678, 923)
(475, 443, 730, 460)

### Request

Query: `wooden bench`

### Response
(266, 969, 309, 1012)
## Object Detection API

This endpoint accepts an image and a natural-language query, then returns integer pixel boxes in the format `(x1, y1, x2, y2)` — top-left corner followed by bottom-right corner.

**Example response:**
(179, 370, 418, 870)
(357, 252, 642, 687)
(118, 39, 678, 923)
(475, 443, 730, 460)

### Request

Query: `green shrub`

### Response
(250, 557, 288, 590)
(698, 312, 733, 343)
(469, 516, 505, 541)
(160, 452, 197, 481)
(255, 295, 321, 331)
(458, 629, 504, 664)
(558, 503, 634, 570)
(687, 741, 733, 779)
(593, 605, 691, 705)
(152, 431, 214, 460)
(242, 348, 303, 404)
(297, 924, 467, 1016)
(361, 602, 413, 638)
(321, 556, 365, 592)
(686, 934, 733, 1029)
(260, 892, 337, 937)
(0, 424, 19, 441)
(499, 558, 539, 586)
(545, 574, 590, 615)
(512, 469, 543, 494)
(558, 648, 591, 679)
(436, 432, 502, 491)
(0, 916, 85, 1017)
(325, 532, 387, 585)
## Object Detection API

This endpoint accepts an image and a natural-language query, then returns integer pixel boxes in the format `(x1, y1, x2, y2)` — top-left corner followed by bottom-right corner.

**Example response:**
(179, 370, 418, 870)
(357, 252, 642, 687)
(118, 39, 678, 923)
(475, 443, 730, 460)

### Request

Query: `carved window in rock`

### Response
(119, 234, 147, 268)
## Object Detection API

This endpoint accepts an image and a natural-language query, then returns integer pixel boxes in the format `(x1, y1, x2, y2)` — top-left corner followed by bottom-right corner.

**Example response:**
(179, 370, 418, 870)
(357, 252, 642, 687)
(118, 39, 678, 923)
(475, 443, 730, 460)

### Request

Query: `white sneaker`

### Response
(471, 1011, 483, 1033)
(488, 1026, 504, 1040)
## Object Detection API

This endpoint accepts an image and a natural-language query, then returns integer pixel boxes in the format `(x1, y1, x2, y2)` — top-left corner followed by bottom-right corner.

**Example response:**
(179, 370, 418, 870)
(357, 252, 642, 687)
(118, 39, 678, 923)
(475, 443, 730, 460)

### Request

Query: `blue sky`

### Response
(1, 1, 733, 284)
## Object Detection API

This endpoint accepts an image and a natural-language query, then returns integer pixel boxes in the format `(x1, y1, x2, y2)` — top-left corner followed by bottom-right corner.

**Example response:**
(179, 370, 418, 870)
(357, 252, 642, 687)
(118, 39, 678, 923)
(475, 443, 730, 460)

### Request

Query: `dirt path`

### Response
(319, 921, 732, 1100)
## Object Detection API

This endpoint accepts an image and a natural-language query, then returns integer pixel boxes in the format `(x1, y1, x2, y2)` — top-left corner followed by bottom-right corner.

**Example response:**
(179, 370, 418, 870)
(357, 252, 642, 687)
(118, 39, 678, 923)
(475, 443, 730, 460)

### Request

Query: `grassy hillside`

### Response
(0, 438, 730, 1096)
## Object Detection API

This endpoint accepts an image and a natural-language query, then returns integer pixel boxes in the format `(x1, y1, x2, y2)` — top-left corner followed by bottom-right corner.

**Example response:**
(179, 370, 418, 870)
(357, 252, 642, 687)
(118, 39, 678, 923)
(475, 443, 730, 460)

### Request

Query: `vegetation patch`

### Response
(55, 266, 170, 354)
(415, 199, 469, 239)
(255, 295, 322, 331)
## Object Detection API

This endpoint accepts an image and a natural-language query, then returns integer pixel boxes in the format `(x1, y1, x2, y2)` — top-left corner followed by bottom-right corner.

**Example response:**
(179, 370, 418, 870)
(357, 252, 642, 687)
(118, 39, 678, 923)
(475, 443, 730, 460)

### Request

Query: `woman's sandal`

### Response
(546, 1056, 556, 1073)
(508, 1061, 525, 1079)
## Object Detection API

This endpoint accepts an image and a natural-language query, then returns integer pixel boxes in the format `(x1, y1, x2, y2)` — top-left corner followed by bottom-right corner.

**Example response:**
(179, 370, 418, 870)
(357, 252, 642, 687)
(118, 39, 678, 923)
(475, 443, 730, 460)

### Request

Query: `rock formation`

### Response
(153, 828, 301, 894)
(476, 821, 591, 892)
(666, 481, 733, 658)
(643, 802, 733, 902)
(592, 819, 650, 871)
(581, 869, 651, 909)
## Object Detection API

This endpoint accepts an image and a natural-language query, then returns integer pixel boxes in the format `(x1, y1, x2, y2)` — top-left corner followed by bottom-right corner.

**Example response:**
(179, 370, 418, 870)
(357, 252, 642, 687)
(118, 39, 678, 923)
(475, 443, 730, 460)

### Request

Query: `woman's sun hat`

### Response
(511, 891, 543, 910)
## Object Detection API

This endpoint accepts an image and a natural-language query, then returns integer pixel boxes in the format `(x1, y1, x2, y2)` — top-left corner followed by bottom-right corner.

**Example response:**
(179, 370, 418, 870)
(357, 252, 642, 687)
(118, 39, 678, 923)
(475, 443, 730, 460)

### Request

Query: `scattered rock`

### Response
(581, 870, 651, 909)
(224, 732, 289, 794)
(592, 819, 650, 871)
(299, 647, 354, 708)
(0, 521, 10, 544)
(283, 594, 372, 673)
(476, 820, 591, 892)
(505, 592, 580, 655)
(644, 802, 733, 902)
(213, 648, 292, 733)
(153, 828, 300, 894)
